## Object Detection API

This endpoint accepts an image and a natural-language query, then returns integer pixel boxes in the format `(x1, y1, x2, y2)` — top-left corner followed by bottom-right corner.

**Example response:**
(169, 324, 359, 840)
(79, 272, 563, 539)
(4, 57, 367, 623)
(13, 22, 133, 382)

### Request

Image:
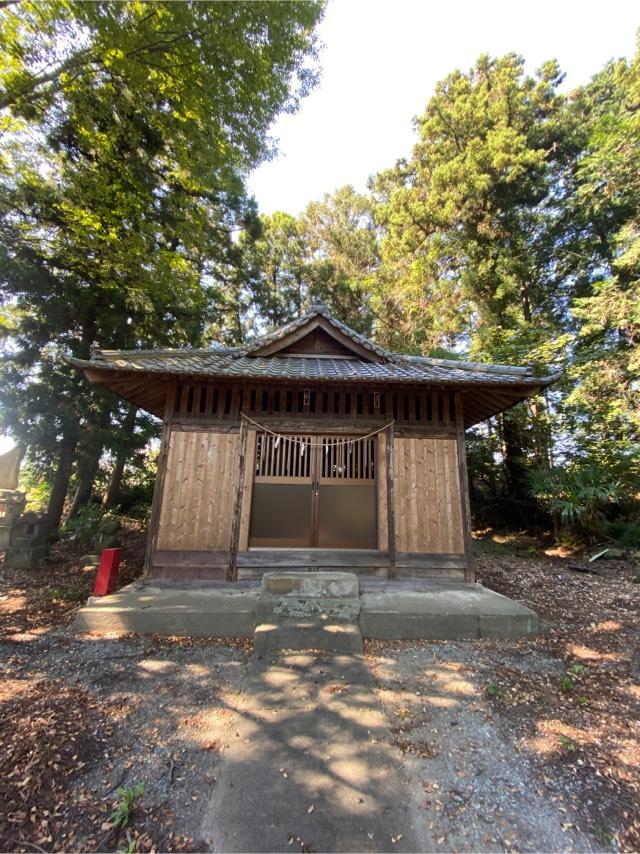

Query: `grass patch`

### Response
(49, 584, 87, 603)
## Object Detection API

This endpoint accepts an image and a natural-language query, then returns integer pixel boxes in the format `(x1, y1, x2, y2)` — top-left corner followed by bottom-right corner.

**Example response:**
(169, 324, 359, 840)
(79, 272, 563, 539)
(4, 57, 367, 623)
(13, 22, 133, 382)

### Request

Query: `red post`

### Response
(93, 548, 121, 596)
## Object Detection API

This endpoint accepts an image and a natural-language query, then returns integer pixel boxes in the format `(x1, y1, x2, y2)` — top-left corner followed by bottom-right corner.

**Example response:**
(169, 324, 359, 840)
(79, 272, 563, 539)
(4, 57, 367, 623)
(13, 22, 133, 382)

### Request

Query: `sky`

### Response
(248, 0, 640, 216)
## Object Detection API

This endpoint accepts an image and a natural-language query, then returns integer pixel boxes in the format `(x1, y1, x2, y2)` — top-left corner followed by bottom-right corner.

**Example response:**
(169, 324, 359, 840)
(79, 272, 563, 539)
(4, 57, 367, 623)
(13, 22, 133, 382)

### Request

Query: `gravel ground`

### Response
(367, 643, 597, 853)
(1, 536, 638, 852)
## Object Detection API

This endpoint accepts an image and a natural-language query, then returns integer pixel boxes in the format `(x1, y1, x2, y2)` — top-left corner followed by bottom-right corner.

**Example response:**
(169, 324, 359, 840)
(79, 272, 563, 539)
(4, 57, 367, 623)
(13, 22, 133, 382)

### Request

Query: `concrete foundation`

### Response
(360, 583, 538, 639)
(74, 574, 538, 640)
(75, 584, 257, 637)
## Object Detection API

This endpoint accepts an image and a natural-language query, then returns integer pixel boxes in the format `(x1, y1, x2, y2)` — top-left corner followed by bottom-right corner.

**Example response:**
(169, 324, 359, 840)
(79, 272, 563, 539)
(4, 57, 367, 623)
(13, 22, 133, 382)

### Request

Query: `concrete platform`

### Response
(74, 577, 538, 640)
(74, 583, 258, 637)
(359, 583, 538, 639)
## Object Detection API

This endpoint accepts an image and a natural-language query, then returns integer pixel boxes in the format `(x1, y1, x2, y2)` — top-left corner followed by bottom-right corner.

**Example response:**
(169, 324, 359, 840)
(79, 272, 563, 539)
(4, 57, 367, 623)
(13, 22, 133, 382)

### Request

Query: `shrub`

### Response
(606, 521, 640, 549)
(529, 465, 624, 541)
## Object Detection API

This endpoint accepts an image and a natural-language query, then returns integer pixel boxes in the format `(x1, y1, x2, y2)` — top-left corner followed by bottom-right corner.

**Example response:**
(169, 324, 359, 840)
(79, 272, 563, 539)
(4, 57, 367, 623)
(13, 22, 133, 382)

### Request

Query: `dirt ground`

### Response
(0, 529, 639, 852)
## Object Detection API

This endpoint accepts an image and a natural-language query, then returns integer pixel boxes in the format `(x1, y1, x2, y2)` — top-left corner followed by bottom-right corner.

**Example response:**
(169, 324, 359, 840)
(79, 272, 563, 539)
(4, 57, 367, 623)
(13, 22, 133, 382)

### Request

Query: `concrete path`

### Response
(200, 652, 431, 853)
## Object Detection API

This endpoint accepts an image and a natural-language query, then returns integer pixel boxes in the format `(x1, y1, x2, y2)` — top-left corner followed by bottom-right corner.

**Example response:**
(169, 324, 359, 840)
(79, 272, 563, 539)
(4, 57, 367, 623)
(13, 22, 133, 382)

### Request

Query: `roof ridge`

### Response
(95, 346, 239, 358)
(234, 302, 395, 361)
(403, 354, 535, 376)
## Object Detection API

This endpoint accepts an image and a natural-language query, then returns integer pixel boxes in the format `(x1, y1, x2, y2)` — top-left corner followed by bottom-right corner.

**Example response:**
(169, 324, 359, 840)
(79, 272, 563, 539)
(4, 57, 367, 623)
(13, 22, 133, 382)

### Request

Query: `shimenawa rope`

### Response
(239, 411, 393, 448)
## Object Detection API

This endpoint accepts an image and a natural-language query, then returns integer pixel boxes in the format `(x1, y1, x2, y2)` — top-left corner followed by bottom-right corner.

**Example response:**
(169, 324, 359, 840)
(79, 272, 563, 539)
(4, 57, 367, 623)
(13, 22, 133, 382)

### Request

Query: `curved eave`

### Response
(68, 356, 560, 427)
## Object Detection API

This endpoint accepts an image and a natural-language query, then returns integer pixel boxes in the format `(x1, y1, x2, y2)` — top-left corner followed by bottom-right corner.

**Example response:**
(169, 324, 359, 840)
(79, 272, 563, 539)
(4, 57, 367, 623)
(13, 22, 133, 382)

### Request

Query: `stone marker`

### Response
(0, 446, 21, 490)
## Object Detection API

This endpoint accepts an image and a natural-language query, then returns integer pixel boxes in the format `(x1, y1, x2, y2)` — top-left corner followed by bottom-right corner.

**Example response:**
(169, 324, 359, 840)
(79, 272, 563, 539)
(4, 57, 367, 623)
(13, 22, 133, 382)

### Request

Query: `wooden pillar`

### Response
(227, 417, 249, 581)
(386, 422, 396, 580)
(143, 381, 177, 578)
(455, 393, 474, 584)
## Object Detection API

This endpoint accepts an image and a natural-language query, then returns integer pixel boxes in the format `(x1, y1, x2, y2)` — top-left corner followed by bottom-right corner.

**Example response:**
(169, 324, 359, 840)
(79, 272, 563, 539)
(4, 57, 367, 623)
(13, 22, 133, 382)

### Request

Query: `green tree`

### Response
(241, 211, 307, 329)
(240, 187, 379, 335)
(371, 54, 573, 521)
(0, 0, 325, 531)
(301, 185, 379, 332)
(559, 42, 640, 482)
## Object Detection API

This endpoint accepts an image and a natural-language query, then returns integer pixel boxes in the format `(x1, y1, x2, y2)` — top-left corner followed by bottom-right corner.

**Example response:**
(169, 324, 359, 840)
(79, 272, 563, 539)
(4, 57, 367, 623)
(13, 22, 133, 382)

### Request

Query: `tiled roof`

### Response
(70, 347, 557, 388)
(68, 303, 560, 426)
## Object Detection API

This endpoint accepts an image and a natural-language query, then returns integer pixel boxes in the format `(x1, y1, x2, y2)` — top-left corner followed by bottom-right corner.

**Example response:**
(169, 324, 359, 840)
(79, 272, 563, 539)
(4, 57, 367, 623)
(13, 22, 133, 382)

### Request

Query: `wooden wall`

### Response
(150, 425, 469, 581)
(393, 437, 464, 555)
(156, 430, 239, 551)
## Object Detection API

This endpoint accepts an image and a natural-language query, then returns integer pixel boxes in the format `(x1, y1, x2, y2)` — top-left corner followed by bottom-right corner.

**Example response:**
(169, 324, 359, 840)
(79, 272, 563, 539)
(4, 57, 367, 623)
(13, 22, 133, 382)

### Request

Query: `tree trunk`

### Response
(65, 405, 112, 522)
(45, 419, 80, 534)
(527, 394, 553, 469)
(103, 405, 138, 508)
(44, 313, 100, 535)
(65, 449, 102, 521)
(500, 410, 537, 526)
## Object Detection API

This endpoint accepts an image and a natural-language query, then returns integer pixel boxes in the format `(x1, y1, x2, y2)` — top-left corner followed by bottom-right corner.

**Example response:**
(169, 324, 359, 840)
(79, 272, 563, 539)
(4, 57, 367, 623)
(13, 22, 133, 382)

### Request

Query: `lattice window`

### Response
(174, 383, 456, 425)
(320, 436, 375, 481)
(255, 434, 313, 479)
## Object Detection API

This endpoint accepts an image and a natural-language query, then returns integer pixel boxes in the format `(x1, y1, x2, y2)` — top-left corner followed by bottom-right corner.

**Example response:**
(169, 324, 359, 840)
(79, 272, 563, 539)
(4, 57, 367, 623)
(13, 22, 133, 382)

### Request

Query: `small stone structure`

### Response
(5, 510, 49, 568)
(0, 446, 49, 568)
(81, 515, 124, 568)
(0, 489, 26, 551)
(254, 572, 364, 653)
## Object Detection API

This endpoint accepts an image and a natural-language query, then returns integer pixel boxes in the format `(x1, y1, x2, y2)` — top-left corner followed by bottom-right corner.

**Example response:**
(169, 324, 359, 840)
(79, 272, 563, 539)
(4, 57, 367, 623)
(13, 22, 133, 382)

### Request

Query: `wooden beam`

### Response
(237, 549, 388, 569)
(386, 422, 396, 580)
(396, 552, 466, 569)
(227, 416, 249, 581)
(455, 393, 474, 584)
(143, 380, 177, 577)
(238, 430, 257, 551)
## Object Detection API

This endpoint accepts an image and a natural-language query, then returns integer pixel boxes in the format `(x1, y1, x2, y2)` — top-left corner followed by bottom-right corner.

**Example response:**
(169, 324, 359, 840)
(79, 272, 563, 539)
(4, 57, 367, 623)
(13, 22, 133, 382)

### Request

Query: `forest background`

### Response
(0, 1, 638, 548)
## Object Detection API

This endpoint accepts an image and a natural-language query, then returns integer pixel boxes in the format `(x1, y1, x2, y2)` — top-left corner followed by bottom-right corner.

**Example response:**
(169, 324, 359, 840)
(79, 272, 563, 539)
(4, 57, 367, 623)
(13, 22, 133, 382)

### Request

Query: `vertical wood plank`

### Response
(178, 432, 195, 548)
(414, 439, 427, 554)
(377, 432, 388, 551)
(239, 430, 257, 551)
(448, 439, 464, 554)
(193, 385, 202, 418)
(442, 439, 454, 552)
(433, 438, 445, 552)
(192, 432, 206, 548)
(408, 393, 416, 424)
(419, 391, 427, 424)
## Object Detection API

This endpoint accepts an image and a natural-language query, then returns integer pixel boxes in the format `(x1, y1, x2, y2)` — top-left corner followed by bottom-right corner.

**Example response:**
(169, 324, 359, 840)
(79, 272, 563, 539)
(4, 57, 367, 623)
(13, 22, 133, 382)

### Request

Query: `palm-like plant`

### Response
(529, 465, 624, 539)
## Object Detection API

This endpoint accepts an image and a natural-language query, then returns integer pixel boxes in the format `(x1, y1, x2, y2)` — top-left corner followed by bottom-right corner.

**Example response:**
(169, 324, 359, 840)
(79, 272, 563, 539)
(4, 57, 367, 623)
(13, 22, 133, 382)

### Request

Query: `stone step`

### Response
(261, 570, 359, 598)
(257, 595, 361, 623)
(254, 619, 363, 654)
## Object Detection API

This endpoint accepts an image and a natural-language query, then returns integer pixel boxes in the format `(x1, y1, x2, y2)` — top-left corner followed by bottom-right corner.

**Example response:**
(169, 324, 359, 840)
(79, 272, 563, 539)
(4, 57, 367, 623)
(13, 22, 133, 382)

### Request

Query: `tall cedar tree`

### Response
(0, 0, 324, 530)
(371, 54, 574, 523)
